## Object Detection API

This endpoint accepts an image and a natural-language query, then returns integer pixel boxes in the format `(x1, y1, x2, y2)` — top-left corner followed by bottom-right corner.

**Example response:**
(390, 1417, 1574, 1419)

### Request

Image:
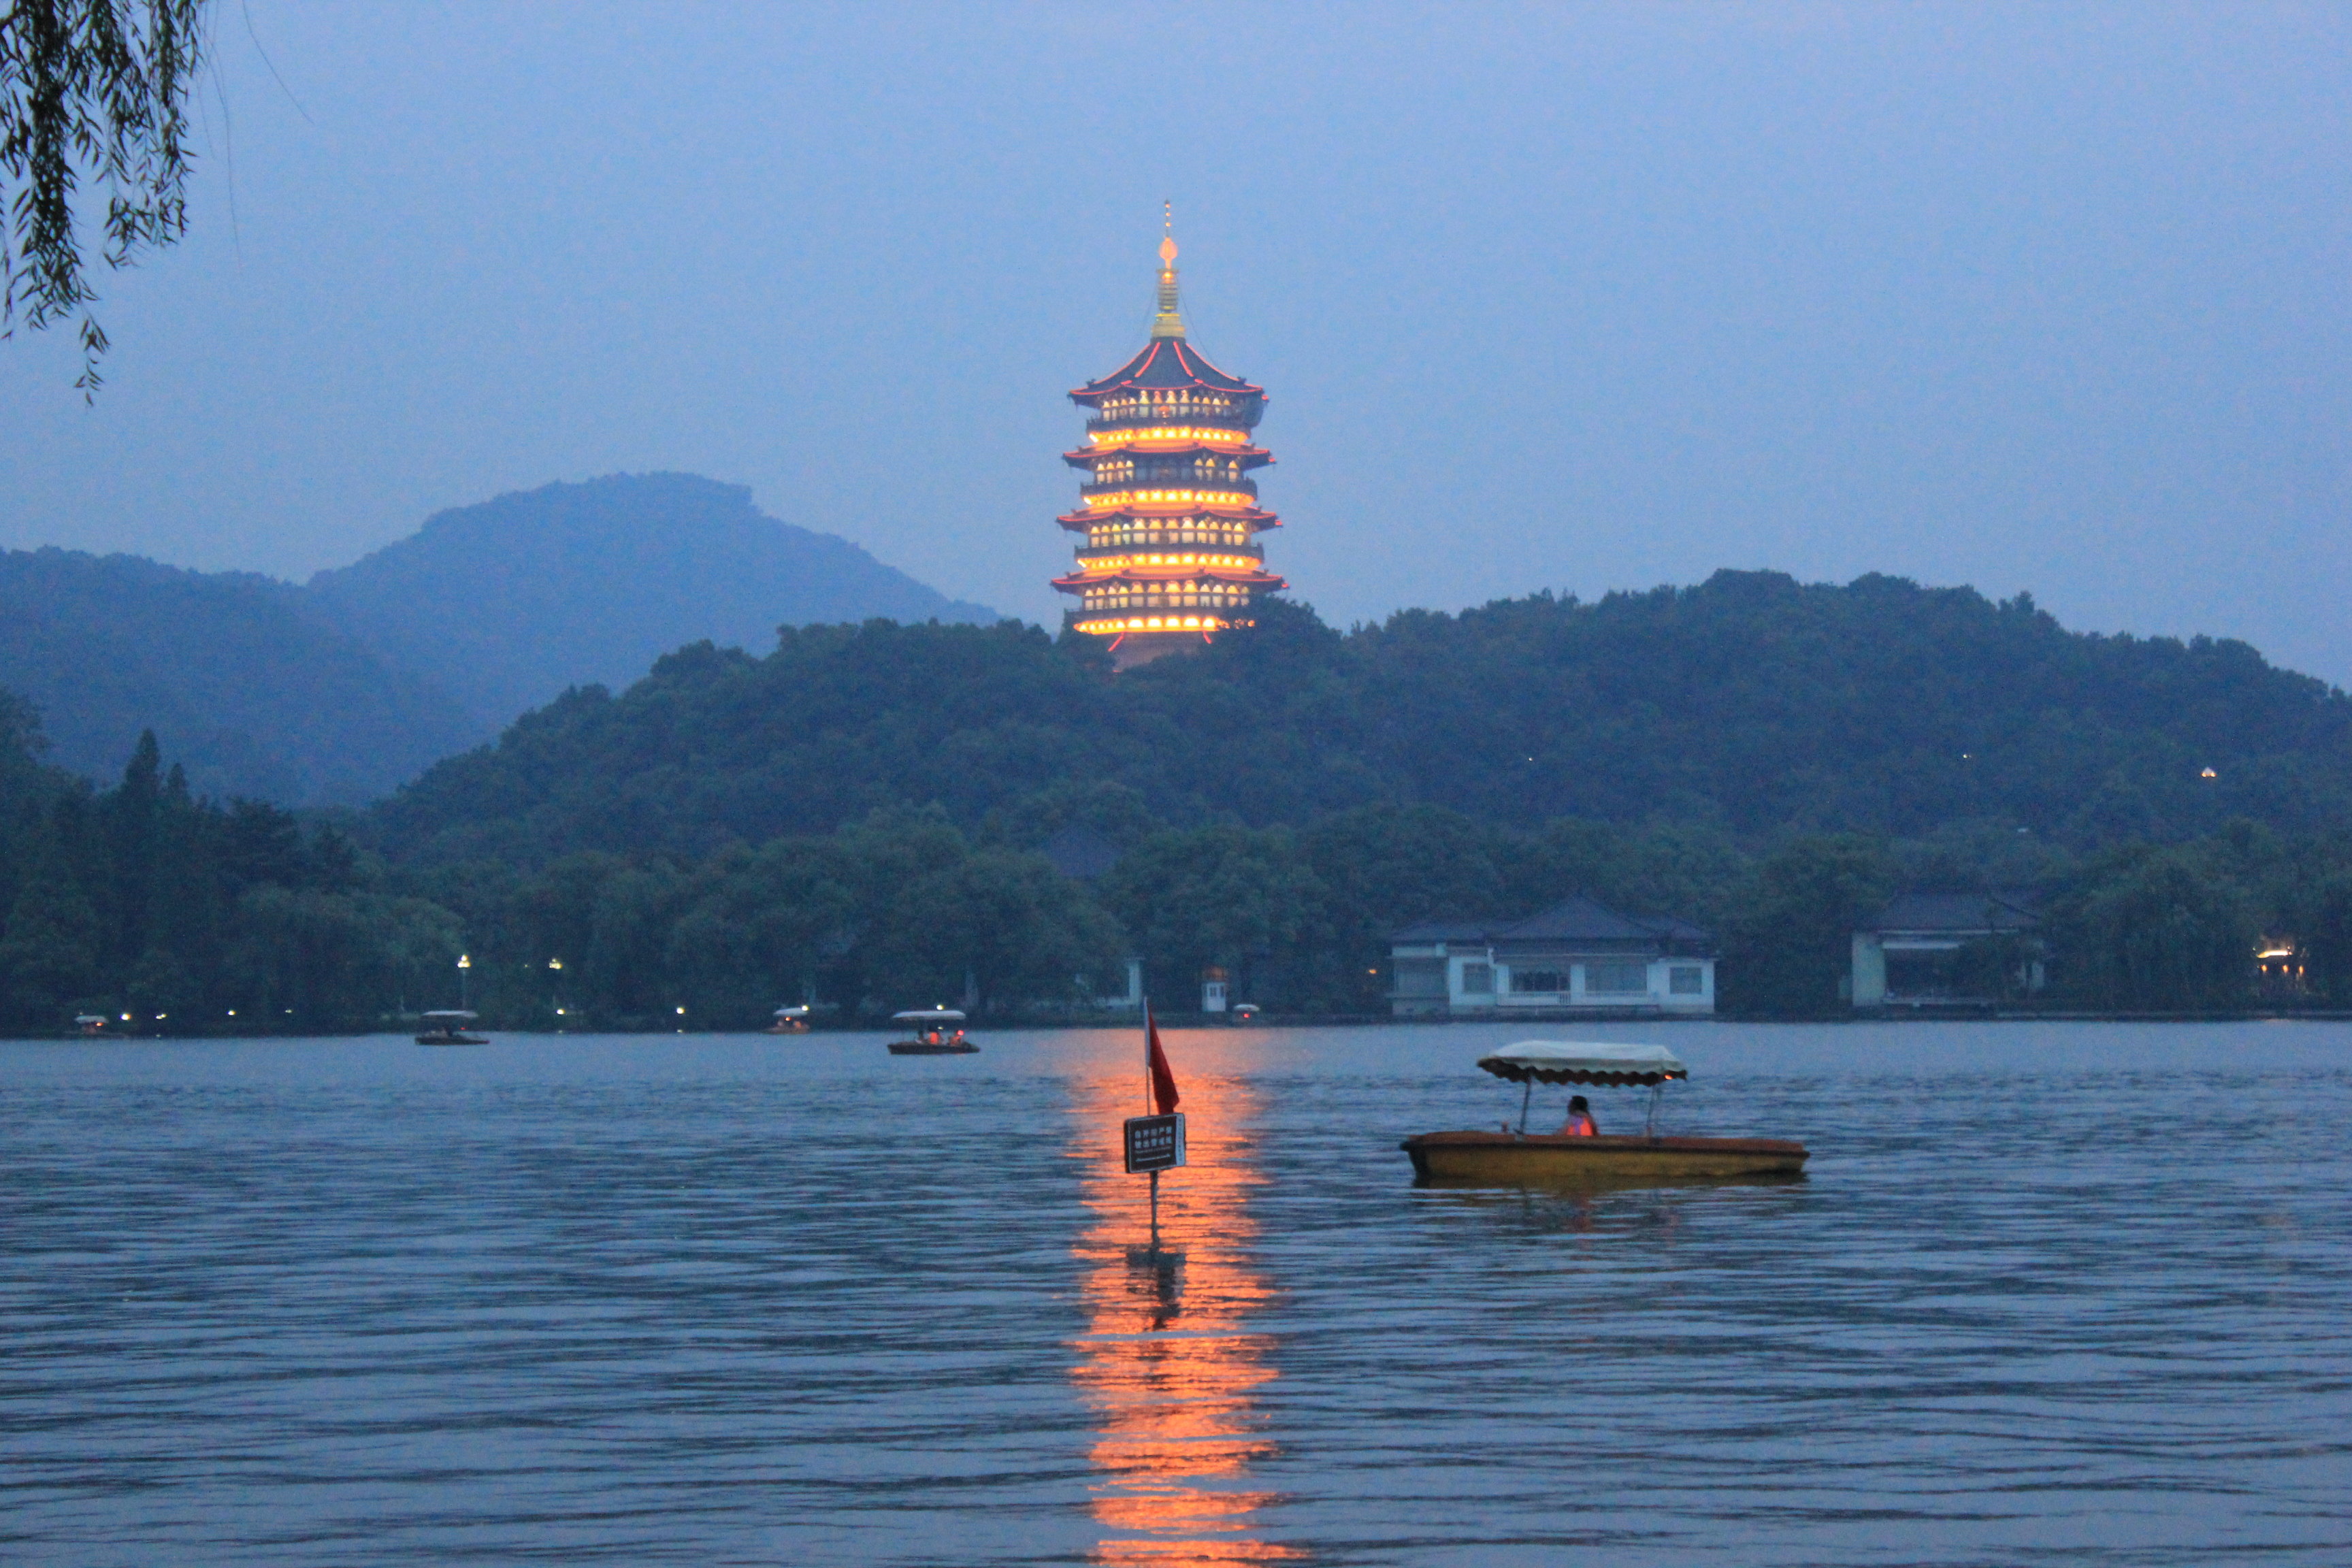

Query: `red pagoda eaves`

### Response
(1071, 336, 1264, 399)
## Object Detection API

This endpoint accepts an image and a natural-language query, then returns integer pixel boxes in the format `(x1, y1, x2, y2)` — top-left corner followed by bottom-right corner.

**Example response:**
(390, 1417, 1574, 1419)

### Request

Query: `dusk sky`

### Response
(5, 2, 2349, 681)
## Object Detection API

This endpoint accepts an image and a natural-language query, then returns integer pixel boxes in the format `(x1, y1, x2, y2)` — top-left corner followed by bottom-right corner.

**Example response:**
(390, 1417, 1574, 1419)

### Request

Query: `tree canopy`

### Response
(15, 572, 2352, 1030)
(370, 574, 2352, 868)
(10, 696, 2352, 1030)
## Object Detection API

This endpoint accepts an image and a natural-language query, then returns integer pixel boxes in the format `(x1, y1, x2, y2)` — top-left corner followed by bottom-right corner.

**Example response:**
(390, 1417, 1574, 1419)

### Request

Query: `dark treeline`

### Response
(11, 572, 2352, 1031)
(372, 574, 2352, 866)
(406, 809, 1124, 1029)
(426, 794, 2352, 1026)
(0, 700, 459, 1035)
(12, 727, 2349, 1029)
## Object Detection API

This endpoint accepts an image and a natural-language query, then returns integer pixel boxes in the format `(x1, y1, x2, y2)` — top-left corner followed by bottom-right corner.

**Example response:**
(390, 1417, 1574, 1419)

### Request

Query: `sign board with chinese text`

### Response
(1124, 1113, 1186, 1173)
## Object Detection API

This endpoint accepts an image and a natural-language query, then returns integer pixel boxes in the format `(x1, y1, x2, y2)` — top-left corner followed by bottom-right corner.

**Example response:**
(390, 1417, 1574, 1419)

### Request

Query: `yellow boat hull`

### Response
(1401, 1130, 1808, 1188)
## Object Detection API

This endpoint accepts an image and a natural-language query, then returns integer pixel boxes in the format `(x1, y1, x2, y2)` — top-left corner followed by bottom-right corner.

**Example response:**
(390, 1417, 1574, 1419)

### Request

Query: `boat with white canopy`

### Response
(1399, 1041, 1806, 1186)
(886, 1008, 975, 1055)
(768, 1004, 811, 1035)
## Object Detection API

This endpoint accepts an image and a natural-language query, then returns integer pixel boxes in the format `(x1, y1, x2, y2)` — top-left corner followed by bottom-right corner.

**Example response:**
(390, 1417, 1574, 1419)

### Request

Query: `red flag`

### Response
(1145, 1002, 1180, 1115)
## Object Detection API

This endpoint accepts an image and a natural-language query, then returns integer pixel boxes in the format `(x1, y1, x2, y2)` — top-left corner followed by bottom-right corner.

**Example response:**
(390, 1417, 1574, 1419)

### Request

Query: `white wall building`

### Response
(1850, 891, 2043, 1009)
(1389, 897, 1716, 1019)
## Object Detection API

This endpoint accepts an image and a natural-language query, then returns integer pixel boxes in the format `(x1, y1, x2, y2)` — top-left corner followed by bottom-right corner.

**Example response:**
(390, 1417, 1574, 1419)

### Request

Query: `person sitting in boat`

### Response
(1559, 1095, 1598, 1137)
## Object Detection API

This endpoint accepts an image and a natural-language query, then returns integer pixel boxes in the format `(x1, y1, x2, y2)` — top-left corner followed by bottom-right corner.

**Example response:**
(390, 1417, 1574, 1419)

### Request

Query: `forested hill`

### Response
(307, 473, 1001, 732)
(368, 570, 2352, 866)
(0, 472, 999, 804)
(0, 547, 475, 804)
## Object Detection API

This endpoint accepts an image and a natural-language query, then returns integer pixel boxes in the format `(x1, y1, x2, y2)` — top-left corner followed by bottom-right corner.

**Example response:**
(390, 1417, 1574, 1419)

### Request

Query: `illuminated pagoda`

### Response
(1054, 227, 1287, 669)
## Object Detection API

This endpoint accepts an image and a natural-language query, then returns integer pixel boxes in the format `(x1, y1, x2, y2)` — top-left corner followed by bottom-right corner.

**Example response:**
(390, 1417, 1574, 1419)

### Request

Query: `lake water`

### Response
(2, 1022, 2346, 1566)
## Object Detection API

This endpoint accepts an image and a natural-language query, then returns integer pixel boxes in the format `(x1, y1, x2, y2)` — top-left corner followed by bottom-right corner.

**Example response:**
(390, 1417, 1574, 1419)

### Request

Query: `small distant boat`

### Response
(767, 1005, 811, 1035)
(886, 1008, 976, 1055)
(415, 1009, 488, 1046)
(74, 1013, 109, 1036)
(1401, 1041, 1808, 1188)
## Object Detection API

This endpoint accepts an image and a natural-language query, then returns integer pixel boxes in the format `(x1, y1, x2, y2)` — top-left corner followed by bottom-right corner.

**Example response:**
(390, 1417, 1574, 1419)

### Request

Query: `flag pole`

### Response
(1143, 996, 1160, 1251)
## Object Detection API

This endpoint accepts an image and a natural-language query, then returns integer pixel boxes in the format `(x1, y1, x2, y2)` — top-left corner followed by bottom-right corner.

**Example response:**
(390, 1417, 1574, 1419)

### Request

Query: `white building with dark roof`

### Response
(1849, 891, 2044, 1010)
(1388, 896, 1717, 1018)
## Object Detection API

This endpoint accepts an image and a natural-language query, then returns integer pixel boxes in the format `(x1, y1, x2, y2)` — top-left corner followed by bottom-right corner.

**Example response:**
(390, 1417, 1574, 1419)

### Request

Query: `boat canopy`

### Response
(421, 1009, 479, 1022)
(892, 1009, 967, 1024)
(1478, 1041, 1688, 1086)
(773, 1004, 811, 1017)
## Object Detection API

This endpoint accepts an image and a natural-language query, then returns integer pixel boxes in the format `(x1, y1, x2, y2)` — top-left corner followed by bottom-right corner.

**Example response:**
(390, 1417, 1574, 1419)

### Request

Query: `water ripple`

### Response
(1, 1024, 2345, 1565)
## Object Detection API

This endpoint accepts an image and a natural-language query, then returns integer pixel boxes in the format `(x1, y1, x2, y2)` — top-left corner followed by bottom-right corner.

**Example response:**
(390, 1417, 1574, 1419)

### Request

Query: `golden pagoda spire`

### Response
(1151, 202, 1186, 340)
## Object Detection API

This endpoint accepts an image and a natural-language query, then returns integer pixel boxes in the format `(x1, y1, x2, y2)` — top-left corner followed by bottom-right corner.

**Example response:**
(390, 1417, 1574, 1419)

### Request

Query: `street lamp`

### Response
(457, 953, 472, 1011)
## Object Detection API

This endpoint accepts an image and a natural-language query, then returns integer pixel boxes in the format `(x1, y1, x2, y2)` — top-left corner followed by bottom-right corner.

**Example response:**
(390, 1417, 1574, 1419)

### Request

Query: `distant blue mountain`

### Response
(306, 473, 1000, 734)
(0, 547, 472, 804)
(0, 473, 1002, 803)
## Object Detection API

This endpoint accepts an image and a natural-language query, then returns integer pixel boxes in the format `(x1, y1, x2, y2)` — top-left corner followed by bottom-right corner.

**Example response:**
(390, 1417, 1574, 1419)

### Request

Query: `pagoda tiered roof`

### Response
(1070, 337, 1262, 402)
(1052, 561, 1288, 592)
(1064, 438, 1273, 468)
(1057, 503, 1281, 533)
(1062, 546, 1274, 574)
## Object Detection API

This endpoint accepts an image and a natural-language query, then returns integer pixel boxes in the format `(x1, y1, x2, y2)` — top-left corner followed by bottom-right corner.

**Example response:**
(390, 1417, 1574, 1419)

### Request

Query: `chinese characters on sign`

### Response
(1124, 1113, 1187, 1173)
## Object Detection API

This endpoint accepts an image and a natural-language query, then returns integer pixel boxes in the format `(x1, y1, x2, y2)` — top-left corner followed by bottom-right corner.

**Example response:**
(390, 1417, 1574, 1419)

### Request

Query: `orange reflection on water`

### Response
(1068, 1041, 1303, 1563)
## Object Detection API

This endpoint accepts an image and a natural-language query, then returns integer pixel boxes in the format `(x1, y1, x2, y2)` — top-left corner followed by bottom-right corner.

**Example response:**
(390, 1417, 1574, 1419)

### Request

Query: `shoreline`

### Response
(20, 1007, 2352, 1042)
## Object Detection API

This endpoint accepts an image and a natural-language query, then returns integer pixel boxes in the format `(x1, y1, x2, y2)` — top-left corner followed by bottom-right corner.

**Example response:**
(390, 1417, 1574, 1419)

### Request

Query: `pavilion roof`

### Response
(1392, 896, 1714, 952)
(1863, 890, 2042, 936)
